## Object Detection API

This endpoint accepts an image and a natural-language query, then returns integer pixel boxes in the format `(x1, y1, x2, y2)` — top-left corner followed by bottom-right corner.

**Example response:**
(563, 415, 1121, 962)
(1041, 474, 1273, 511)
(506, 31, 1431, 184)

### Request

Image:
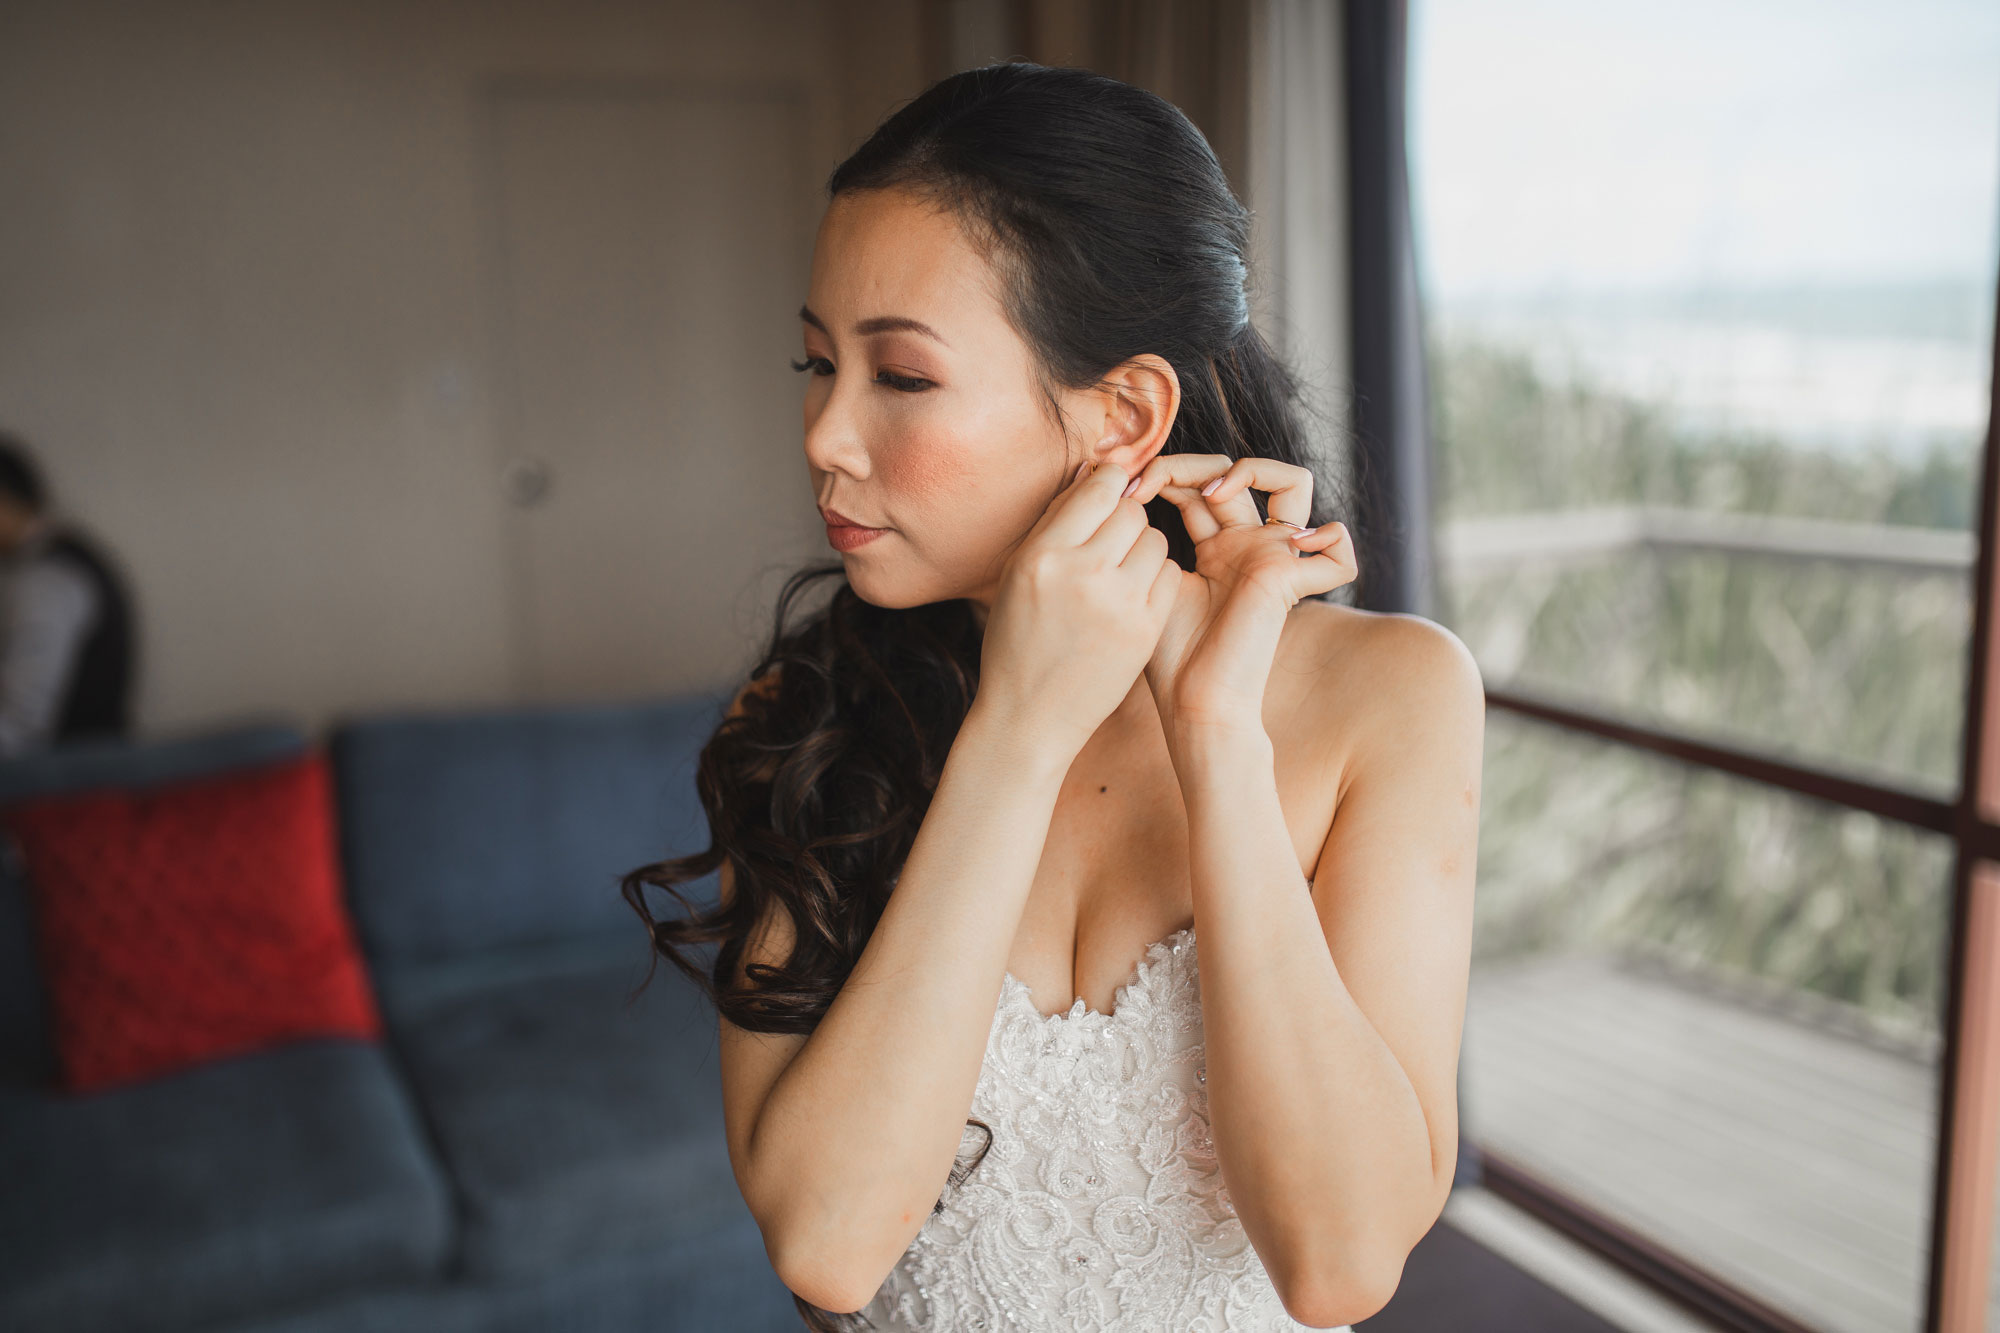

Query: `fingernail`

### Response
(1289, 526, 1319, 539)
(1200, 477, 1222, 497)
(1121, 476, 1141, 498)
(1074, 460, 1089, 484)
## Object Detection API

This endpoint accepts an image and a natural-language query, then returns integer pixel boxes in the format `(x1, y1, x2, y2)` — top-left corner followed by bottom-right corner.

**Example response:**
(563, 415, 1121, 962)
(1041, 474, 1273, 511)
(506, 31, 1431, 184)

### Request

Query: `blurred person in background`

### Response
(0, 432, 134, 755)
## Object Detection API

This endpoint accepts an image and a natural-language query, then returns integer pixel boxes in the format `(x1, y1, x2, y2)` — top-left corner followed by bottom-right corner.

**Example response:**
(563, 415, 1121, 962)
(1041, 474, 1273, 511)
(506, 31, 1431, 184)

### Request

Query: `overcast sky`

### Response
(1409, 0, 2000, 300)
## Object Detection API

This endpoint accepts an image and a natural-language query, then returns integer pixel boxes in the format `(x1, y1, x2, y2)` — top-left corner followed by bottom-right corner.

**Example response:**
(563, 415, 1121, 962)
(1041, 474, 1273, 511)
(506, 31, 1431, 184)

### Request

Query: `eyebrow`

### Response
(799, 304, 950, 348)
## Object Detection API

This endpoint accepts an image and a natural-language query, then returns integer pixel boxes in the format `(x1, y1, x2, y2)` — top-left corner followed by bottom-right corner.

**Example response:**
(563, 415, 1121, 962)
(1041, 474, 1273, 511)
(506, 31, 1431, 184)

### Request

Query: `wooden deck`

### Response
(1461, 952, 1996, 1333)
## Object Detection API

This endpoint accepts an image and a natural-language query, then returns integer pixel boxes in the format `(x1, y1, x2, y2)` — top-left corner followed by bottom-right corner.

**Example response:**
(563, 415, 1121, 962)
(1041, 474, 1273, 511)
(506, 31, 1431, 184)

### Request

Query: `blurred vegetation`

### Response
(1433, 337, 1978, 527)
(1431, 334, 1978, 1041)
(1473, 712, 1953, 1043)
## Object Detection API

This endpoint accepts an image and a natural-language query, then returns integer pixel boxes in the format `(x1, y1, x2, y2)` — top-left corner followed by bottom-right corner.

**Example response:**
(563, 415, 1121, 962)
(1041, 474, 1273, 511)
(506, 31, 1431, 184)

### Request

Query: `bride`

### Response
(624, 60, 1483, 1333)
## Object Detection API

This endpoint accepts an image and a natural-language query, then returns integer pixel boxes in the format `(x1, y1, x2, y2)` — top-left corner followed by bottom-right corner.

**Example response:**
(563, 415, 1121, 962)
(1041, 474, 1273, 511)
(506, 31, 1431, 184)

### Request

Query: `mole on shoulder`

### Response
(1099, 785, 1108, 793)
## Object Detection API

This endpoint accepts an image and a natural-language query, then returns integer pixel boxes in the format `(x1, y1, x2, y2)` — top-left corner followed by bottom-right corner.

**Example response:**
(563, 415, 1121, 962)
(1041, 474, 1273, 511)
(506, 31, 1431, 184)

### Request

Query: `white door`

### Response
(486, 82, 815, 704)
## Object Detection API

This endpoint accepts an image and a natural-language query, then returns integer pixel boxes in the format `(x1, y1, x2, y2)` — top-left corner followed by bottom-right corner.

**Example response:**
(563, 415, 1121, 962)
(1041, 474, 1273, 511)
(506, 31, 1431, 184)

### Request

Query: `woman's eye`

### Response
(787, 356, 932, 393)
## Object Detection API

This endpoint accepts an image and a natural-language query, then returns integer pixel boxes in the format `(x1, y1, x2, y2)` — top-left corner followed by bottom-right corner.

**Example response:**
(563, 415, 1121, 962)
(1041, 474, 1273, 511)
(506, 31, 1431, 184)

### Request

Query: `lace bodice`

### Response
(854, 927, 1350, 1331)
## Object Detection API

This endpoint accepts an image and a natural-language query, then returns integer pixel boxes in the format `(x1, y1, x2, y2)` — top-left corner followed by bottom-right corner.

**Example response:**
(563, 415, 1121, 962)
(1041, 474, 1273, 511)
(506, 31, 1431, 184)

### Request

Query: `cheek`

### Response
(880, 392, 1053, 511)
(879, 430, 979, 509)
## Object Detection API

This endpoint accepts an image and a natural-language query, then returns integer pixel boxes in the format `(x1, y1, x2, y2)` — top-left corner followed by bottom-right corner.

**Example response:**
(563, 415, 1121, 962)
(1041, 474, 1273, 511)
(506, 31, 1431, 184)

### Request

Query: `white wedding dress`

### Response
(854, 926, 1352, 1331)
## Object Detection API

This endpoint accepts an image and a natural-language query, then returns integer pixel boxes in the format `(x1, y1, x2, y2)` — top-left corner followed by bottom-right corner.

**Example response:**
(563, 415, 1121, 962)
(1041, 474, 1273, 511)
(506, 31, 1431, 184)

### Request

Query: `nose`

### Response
(802, 368, 872, 484)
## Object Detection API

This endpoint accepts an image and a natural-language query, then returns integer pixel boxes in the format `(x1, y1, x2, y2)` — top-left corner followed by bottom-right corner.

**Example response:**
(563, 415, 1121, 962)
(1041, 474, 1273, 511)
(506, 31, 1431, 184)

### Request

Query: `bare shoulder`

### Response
(1278, 601, 1485, 755)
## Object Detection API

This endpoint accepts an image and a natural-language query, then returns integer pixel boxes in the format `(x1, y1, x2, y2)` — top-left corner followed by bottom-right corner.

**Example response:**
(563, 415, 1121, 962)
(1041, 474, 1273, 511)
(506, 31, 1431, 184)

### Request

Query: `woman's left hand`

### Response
(1118, 454, 1359, 734)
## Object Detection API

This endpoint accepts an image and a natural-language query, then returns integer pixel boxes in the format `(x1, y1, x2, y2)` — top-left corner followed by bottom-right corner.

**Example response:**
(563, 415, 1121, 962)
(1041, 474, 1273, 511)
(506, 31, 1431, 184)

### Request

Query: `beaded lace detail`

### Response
(854, 927, 1349, 1331)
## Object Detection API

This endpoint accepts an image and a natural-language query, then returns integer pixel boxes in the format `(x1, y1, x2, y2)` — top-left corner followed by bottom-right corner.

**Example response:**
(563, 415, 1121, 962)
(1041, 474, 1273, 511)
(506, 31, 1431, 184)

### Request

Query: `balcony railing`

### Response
(1439, 505, 1974, 576)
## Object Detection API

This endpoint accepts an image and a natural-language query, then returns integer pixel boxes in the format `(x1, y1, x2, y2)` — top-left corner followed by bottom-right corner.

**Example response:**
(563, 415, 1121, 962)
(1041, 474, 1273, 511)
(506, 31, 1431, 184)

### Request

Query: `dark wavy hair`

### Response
(621, 60, 1374, 1330)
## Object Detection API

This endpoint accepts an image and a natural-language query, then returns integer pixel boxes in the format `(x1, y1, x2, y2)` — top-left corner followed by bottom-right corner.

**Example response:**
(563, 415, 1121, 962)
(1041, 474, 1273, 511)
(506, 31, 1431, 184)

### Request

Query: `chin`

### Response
(840, 562, 920, 610)
(841, 556, 968, 613)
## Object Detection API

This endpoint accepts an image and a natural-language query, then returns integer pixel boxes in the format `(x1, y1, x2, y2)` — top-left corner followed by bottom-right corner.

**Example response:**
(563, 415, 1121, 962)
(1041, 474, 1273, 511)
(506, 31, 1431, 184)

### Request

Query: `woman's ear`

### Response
(1093, 353, 1181, 475)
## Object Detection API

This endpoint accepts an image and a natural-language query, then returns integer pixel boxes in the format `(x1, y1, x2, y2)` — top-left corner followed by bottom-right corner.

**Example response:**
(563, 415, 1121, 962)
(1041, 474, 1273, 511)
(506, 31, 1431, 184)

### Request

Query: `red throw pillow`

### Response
(3, 749, 382, 1095)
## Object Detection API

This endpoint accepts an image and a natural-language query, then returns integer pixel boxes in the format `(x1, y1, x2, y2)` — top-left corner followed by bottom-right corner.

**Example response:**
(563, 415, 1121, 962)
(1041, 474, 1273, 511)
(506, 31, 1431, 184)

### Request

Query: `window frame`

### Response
(1459, 196, 2000, 1333)
(1368, 1, 2000, 1324)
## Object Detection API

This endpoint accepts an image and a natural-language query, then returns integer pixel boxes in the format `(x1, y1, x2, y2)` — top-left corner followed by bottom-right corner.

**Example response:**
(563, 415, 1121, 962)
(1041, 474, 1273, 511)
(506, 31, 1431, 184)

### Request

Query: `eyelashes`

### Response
(789, 356, 934, 393)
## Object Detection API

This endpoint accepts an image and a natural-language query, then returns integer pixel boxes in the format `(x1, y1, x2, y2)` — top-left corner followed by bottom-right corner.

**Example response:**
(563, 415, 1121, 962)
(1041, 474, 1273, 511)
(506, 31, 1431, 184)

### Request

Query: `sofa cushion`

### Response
(0, 1037, 453, 1333)
(0, 720, 306, 806)
(205, 1220, 805, 1333)
(384, 934, 747, 1280)
(329, 695, 724, 972)
(0, 722, 308, 1087)
(8, 750, 382, 1094)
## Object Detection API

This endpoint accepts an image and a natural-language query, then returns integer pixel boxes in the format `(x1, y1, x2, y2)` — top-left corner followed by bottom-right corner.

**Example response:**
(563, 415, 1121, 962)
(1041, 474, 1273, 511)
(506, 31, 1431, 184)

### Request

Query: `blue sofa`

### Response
(0, 694, 804, 1333)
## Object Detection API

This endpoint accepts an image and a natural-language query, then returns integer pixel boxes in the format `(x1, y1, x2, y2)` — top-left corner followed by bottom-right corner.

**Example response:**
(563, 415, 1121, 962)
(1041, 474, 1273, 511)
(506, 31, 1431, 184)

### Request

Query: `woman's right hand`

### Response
(973, 459, 1184, 761)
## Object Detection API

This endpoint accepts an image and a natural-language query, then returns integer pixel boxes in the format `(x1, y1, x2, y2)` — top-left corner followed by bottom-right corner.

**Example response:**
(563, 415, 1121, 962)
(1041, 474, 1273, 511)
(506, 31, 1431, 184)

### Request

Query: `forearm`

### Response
(1174, 724, 1435, 1305)
(751, 700, 1072, 1293)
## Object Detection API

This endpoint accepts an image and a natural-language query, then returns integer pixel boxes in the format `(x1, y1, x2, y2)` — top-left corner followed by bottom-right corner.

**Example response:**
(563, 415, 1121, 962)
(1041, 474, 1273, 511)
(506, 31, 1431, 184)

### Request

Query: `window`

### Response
(1409, 2, 2000, 1328)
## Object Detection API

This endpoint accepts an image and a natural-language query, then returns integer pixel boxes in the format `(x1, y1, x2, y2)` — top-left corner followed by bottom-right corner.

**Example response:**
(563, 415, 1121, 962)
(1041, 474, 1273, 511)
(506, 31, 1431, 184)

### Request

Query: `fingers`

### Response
(1122, 454, 1317, 532)
(1122, 452, 1227, 543)
(1145, 551, 1184, 621)
(1080, 481, 1157, 566)
(1285, 521, 1348, 555)
(1120, 510, 1168, 568)
(1038, 458, 1140, 549)
(1277, 522, 1358, 601)
(1117, 525, 1177, 629)
(1022, 459, 1161, 583)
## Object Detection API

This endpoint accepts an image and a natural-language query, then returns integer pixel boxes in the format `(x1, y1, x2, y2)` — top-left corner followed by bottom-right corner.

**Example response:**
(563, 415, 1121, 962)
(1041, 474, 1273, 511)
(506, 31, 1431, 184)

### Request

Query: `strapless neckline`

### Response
(998, 925, 1195, 1024)
(864, 918, 1346, 1330)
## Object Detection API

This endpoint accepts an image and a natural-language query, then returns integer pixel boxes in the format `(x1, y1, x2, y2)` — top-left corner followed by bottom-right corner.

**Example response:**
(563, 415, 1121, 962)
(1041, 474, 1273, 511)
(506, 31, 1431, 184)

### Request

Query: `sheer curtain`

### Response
(1242, 0, 1356, 580)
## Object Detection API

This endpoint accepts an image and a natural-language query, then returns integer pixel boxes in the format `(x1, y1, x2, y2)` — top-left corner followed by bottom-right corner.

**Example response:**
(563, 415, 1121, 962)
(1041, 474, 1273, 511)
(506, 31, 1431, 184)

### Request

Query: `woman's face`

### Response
(798, 186, 1091, 613)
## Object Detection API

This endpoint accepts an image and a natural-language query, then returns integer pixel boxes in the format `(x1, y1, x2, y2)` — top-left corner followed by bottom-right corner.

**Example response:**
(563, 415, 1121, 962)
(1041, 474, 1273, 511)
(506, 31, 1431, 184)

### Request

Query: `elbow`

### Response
(744, 1153, 927, 1315)
(770, 1241, 886, 1316)
(1274, 1241, 1407, 1330)
(765, 1214, 900, 1316)
(1280, 1270, 1401, 1331)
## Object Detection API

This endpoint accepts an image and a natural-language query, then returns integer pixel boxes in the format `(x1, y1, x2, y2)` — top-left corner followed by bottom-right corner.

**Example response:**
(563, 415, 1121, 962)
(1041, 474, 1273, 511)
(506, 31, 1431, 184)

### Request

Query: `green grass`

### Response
(1431, 334, 1978, 1037)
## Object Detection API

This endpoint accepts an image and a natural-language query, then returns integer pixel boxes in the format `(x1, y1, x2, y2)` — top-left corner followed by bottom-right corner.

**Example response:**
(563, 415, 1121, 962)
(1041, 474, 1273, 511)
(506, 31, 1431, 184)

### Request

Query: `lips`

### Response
(820, 507, 884, 530)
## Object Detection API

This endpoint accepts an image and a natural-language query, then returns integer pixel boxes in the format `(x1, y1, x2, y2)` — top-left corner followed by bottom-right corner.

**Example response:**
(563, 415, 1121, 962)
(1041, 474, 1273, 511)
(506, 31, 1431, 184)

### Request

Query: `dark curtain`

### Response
(1347, 0, 1476, 1200)
(1343, 0, 1437, 621)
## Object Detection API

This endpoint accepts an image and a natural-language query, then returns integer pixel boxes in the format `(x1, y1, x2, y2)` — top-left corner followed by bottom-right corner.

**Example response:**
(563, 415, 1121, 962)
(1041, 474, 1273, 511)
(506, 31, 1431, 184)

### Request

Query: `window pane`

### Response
(1409, 0, 2000, 794)
(1465, 711, 1952, 1332)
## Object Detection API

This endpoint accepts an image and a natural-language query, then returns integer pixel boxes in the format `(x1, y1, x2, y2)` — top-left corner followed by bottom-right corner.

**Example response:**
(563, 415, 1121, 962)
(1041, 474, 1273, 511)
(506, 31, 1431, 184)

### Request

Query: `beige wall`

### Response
(0, 0, 1345, 740)
(0, 0, 928, 738)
